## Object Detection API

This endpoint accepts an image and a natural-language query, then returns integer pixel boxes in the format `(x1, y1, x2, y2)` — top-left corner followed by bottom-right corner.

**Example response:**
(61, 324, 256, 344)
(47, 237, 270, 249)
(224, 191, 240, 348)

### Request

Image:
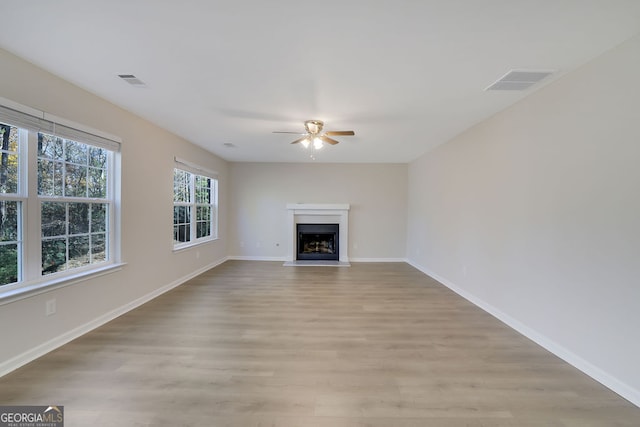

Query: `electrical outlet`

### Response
(46, 299, 56, 316)
(196, 251, 200, 259)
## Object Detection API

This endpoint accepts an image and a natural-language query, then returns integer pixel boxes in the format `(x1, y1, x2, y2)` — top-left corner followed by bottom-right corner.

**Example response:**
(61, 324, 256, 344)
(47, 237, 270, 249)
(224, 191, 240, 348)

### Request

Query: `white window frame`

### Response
(173, 157, 218, 250)
(0, 124, 25, 285)
(0, 97, 122, 301)
(37, 132, 115, 277)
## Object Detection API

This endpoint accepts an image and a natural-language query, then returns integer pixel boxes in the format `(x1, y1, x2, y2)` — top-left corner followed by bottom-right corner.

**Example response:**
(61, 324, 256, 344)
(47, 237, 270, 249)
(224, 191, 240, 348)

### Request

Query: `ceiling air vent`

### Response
(118, 74, 146, 87)
(485, 69, 554, 91)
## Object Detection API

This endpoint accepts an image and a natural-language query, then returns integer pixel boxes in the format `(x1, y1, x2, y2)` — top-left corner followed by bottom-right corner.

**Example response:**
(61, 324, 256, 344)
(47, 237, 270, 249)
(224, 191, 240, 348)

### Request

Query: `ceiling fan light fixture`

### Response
(274, 119, 354, 150)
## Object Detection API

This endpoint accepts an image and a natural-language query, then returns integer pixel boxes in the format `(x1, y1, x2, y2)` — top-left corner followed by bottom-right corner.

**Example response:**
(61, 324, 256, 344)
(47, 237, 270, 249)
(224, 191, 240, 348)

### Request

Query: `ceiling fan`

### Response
(273, 120, 355, 150)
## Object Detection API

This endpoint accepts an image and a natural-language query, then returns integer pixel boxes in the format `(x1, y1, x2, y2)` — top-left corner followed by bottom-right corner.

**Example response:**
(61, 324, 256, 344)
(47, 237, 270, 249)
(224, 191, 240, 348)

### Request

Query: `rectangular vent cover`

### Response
(485, 69, 554, 91)
(118, 74, 146, 86)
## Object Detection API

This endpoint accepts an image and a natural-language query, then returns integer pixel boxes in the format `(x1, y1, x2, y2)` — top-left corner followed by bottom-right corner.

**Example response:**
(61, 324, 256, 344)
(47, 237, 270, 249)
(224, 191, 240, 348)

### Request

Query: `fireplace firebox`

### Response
(297, 224, 339, 261)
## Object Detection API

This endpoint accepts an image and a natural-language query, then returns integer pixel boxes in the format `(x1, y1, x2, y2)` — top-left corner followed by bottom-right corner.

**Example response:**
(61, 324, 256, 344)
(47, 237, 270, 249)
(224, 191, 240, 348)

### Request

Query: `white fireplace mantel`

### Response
(285, 203, 350, 264)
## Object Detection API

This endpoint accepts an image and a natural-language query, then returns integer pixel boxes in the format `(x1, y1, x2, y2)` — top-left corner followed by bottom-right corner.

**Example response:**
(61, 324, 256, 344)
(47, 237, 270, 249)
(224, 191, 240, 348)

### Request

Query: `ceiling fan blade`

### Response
(273, 131, 305, 134)
(325, 130, 355, 136)
(290, 136, 309, 145)
(319, 135, 340, 145)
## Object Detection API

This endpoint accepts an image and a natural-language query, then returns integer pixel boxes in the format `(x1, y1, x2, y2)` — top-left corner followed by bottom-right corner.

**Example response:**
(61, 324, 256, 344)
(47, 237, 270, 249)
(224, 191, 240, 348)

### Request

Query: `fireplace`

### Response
(297, 224, 339, 261)
(285, 203, 350, 265)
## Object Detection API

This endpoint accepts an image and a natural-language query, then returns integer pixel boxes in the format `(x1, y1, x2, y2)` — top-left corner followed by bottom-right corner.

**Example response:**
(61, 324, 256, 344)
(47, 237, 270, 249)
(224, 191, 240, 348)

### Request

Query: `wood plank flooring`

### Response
(1, 261, 639, 426)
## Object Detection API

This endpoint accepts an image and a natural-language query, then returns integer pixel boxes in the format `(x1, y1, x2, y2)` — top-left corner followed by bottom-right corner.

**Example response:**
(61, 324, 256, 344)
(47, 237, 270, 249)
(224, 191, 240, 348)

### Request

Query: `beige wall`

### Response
(228, 162, 408, 260)
(0, 48, 229, 371)
(406, 35, 640, 404)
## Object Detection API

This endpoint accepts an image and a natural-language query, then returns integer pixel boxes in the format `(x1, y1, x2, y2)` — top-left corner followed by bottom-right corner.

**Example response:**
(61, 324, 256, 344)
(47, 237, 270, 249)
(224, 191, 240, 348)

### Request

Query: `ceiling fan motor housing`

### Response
(304, 120, 324, 135)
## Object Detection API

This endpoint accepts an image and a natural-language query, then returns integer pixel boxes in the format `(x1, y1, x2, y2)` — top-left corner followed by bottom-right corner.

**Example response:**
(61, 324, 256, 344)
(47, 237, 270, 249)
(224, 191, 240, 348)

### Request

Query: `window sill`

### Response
(0, 262, 127, 306)
(172, 237, 219, 253)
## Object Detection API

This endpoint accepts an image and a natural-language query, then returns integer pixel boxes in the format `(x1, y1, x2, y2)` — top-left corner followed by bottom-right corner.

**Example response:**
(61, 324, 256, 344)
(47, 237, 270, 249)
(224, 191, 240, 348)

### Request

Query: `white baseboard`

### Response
(405, 258, 640, 408)
(228, 256, 407, 263)
(227, 256, 287, 262)
(0, 256, 229, 378)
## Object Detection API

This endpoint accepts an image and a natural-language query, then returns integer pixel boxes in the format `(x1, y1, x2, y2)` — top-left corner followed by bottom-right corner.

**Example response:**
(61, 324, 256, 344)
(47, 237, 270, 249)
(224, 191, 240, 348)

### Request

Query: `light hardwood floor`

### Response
(1, 261, 639, 426)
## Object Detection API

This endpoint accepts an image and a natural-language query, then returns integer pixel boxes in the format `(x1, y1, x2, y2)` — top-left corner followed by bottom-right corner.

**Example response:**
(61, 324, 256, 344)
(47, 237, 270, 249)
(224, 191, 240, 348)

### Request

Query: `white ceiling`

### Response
(1, 1, 640, 163)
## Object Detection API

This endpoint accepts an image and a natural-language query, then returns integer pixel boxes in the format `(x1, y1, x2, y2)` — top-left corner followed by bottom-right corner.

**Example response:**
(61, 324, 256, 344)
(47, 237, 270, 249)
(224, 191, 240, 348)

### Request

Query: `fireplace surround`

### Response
(285, 204, 350, 266)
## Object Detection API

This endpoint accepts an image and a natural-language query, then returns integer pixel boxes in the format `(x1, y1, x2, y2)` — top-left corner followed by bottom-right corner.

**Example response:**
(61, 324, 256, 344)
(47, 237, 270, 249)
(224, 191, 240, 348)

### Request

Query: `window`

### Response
(38, 133, 110, 275)
(0, 100, 120, 292)
(173, 167, 217, 248)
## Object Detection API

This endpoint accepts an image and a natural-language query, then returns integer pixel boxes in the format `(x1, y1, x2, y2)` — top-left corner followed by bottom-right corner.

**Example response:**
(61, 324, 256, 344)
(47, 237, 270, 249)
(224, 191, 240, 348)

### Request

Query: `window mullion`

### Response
(108, 152, 118, 263)
(23, 130, 41, 281)
(39, 195, 106, 204)
(213, 179, 218, 239)
(189, 173, 196, 242)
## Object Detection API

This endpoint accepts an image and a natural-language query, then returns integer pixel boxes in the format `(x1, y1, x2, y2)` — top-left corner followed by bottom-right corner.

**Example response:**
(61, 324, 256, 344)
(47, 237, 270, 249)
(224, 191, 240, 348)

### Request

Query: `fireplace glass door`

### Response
(297, 224, 339, 260)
